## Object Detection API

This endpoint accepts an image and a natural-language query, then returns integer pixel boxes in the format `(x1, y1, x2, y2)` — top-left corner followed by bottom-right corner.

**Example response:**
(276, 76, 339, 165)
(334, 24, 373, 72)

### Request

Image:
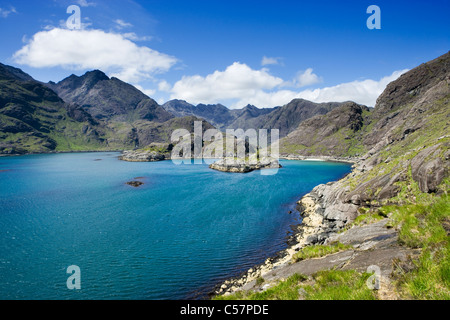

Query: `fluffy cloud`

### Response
(294, 68, 322, 87)
(170, 62, 284, 105)
(13, 28, 177, 83)
(158, 80, 172, 92)
(295, 70, 409, 106)
(168, 62, 408, 109)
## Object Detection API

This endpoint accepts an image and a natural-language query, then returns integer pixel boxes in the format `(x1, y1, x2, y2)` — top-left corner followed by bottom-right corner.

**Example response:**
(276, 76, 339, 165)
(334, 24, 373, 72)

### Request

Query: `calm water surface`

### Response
(0, 153, 351, 299)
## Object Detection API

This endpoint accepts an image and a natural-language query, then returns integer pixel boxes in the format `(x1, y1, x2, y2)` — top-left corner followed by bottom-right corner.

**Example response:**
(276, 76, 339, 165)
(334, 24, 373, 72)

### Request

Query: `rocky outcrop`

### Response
(209, 157, 281, 173)
(218, 220, 418, 299)
(410, 142, 449, 193)
(126, 180, 144, 187)
(119, 150, 167, 162)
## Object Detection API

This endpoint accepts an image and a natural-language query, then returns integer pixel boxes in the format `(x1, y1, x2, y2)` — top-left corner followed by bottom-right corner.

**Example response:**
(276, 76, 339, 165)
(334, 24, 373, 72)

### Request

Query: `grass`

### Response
(141, 144, 170, 154)
(215, 190, 449, 301)
(386, 192, 450, 299)
(214, 270, 376, 300)
(292, 242, 353, 262)
(214, 273, 307, 301)
(303, 270, 376, 300)
(398, 245, 450, 299)
(346, 207, 387, 229)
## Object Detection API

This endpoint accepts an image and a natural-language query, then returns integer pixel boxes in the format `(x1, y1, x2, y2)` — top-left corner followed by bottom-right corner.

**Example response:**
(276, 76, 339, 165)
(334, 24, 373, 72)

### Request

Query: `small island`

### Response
(126, 180, 144, 188)
(119, 143, 171, 162)
(209, 156, 282, 173)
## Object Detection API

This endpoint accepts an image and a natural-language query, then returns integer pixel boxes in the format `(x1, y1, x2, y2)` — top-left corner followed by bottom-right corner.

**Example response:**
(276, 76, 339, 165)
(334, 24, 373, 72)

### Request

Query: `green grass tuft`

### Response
(388, 193, 450, 299)
(292, 242, 353, 262)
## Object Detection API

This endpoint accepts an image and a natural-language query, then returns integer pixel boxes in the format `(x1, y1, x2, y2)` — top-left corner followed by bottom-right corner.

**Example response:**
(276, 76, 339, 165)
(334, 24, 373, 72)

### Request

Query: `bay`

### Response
(0, 152, 351, 300)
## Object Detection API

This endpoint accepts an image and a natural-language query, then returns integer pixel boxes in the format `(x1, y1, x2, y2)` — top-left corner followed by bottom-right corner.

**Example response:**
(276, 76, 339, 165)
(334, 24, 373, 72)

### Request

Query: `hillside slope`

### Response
(48, 70, 173, 123)
(283, 51, 449, 222)
(0, 63, 106, 154)
(0, 64, 216, 154)
(216, 51, 450, 300)
(281, 102, 370, 157)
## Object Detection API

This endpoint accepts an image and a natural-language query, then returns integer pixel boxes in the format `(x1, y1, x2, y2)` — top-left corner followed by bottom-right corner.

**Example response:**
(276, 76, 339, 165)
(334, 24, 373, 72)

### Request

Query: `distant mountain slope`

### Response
(280, 51, 449, 221)
(162, 100, 235, 130)
(0, 64, 218, 154)
(0, 63, 107, 154)
(48, 71, 173, 123)
(163, 98, 345, 137)
(0, 63, 34, 82)
(252, 99, 345, 137)
(281, 102, 370, 157)
(281, 52, 450, 163)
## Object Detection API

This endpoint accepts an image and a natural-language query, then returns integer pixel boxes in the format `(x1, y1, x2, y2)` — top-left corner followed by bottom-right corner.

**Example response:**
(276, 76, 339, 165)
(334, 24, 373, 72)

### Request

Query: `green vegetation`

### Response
(141, 144, 171, 154)
(214, 270, 376, 300)
(215, 273, 307, 300)
(303, 270, 376, 300)
(279, 143, 307, 155)
(347, 207, 387, 228)
(215, 184, 449, 300)
(292, 242, 353, 262)
(386, 193, 450, 299)
(255, 276, 265, 286)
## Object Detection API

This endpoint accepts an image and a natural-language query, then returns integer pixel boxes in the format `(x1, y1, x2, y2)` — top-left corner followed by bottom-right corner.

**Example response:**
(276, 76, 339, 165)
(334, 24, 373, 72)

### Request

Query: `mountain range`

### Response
(0, 63, 358, 155)
(162, 99, 347, 137)
(1, 52, 448, 166)
(0, 65, 213, 154)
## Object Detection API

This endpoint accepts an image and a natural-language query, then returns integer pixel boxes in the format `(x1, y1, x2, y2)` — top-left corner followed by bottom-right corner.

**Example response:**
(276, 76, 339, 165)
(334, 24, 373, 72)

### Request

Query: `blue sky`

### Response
(0, 0, 449, 108)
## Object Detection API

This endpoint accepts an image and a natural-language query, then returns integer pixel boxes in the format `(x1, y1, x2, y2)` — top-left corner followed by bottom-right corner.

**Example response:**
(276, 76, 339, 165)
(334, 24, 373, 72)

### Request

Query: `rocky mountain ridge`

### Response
(215, 51, 449, 297)
(162, 98, 348, 137)
(0, 65, 215, 154)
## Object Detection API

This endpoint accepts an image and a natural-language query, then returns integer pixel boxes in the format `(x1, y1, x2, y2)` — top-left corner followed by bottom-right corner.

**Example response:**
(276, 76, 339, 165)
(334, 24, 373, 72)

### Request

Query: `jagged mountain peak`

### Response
(47, 68, 172, 122)
(0, 63, 35, 82)
(81, 70, 110, 84)
(374, 51, 450, 115)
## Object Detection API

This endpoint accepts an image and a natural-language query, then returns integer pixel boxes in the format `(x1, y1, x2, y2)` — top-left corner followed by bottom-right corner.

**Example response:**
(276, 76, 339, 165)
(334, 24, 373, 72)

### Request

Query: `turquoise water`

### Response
(0, 153, 351, 300)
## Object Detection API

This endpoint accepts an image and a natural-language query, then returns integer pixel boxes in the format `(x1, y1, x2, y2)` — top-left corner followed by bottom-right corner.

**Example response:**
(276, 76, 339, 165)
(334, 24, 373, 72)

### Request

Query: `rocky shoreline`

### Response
(212, 159, 360, 296)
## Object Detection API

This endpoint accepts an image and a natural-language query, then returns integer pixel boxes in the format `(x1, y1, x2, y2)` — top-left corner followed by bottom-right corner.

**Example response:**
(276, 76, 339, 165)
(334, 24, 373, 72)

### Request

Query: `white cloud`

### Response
(134, 84, 156, 97)
(51, 18, 92, 30)
(294, 68, 322, 87)
(13, 28, 178, 83)
(76, 0, 96, 7)
(170, 62, 283, 105)
(114, 19, 133, 29)
(158, 80, 172, 92)
(168, 62, 408, 109)
(295, 70, 409, 107)
(0, 6, 17, 18)
(122, 32, 153, 42)
(261, 56, 283, 66)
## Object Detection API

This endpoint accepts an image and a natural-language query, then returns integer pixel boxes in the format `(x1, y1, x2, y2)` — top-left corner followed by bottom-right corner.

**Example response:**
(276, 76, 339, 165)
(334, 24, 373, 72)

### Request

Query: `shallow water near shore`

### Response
(0, 152, 351, 300)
